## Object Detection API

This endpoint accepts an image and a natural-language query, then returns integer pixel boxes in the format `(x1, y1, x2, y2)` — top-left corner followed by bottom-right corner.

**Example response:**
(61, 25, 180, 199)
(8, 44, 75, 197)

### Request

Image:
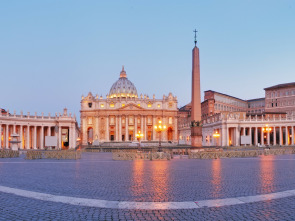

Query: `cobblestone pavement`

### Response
(1, 191, 295, 220)
(0, 153, 295, 220)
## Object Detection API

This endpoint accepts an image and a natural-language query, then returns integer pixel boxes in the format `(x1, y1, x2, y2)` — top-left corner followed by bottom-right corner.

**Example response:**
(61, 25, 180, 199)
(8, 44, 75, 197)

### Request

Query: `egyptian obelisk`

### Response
(191, 30, 202, 147)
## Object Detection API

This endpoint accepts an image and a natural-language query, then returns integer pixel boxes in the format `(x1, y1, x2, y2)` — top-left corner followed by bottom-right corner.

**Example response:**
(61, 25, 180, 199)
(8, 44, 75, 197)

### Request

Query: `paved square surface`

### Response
(1, 152, 295, 220)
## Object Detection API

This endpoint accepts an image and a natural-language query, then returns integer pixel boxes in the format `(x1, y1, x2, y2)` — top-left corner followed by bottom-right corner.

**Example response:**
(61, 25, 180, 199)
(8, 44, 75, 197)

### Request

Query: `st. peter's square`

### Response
(0, 1, 295, 220)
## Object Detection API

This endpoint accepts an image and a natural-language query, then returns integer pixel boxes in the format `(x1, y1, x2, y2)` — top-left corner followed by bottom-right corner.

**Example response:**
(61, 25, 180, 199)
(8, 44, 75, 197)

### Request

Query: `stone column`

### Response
(162, 117, 166, 142)
(273, 127, 276, 146)
(279, 126, 283, 146)
(106, 116, 109, 142)
(285, 126, 289, 146)
(249, 127, 252, 146)
(141, 116, 143, 134)
(255, 127, 258, 146)
(13, 124, 16, 134)
(261, 127, 264, 146)
(82, 118, 87, 145)
(115, 116, 118, 141)
(20, 125, 23, 149)
(221, 124, 227, 147)
(152, 116, 156, 141)
(125, 116, 129, 141)
(33, 126, 37, 149)
(134, 115, 137, 141)
(267, 128, 270, 145)
(47, 126, 51, 136)
(6, 125, 9, 148)
(73, 125, 76, 149)
(69, 125, 74, 149)
(119, 116, 122, 141)
(58, 126, 62, 149)
(27, 125, 30, 149)
(40, 126, 44, 149)
(174, 117, 178, 143)
(96, 117, 100, 141)
(144, 116, 147, 141)
(292, 126, 294, 145)
(0, 124, 2, 149)
(235, 127, 240, 146)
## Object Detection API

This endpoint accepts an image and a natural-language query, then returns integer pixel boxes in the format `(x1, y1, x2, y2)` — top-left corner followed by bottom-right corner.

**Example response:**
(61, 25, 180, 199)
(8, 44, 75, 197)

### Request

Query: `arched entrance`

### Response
(87, 127, 93, 145)
(167, 127, 173, 141)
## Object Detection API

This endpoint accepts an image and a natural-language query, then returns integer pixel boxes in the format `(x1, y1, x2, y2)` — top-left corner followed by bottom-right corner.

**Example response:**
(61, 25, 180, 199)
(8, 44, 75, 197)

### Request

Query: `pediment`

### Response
(119, 103, 144, 110)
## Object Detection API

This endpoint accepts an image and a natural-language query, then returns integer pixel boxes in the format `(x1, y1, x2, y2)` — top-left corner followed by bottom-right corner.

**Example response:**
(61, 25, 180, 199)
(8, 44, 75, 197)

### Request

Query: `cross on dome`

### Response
(120, 65, 127, 78)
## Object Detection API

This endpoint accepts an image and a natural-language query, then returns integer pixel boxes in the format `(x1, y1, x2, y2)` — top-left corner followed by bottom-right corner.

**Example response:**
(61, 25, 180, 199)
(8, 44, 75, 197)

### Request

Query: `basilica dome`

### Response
(109, 66, 138, 98)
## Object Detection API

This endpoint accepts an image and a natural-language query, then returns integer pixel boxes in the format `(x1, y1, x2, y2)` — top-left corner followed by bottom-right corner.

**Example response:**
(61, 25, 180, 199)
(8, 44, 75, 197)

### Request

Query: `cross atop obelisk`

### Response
(193, 29, 198, 46)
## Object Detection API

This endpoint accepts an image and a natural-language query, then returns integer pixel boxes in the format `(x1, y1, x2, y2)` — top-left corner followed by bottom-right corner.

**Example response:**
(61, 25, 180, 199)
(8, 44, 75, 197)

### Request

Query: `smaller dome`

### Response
(109, 66, 138, 98)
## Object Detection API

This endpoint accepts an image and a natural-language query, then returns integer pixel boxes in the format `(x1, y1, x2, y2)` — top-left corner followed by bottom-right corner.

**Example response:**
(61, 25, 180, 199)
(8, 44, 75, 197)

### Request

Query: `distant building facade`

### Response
(264, 82, 295, 116)
(178, 90, 265, 145)
(80, 67, 178, 145)
(0, 108, 78, 149)
(202, 82, 295, 147)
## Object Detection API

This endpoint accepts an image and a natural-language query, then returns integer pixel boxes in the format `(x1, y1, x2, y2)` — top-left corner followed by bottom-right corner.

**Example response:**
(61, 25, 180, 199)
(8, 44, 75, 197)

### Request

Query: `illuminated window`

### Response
(169, 117, 173, 124)
(137, 104, 140, 107)
(100, 104, 104, 108)
(148, 103, 152, 108)
(110, 103, 115, 108)
(122, 104, 125, 107)
(157, 104, 160, 108)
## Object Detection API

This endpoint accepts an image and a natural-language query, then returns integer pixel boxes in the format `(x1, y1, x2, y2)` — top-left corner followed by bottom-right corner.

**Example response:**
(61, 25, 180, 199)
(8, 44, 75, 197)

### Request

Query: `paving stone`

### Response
(0, 153, 295, 220)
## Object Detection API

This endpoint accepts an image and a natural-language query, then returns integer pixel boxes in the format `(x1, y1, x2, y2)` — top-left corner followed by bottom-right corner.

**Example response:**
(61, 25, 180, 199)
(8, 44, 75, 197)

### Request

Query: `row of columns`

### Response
(218, 125, 295, 147)
(238, 126, 295, 146)
(0, 124, 75, 149)
(85, 115, 177, 143)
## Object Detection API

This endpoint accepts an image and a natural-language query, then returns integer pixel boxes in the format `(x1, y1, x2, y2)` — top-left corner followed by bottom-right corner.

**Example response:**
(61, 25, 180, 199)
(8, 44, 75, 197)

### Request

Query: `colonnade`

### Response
(82, 114, 178, 144)
(0, 124, 76, 149)
(205, 125, 295, 147)
(0, 109, 78, 149)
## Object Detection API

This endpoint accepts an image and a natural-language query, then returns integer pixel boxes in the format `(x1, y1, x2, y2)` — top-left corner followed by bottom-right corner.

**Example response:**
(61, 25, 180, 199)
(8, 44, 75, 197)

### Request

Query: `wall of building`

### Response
(80, 92, 178, 145)
(0, 108, 78, 149)
(202, 112, 295, 147)
(265, 84, 295, 115)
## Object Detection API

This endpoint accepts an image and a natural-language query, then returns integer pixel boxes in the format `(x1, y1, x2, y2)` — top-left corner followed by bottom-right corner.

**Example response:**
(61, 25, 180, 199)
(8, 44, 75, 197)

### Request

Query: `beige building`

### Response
(202, 82, 295, 147)
(265, 82, 295, 116)
(80, 67, 178, 145)
(178, 90, 265, 145)
(202, 112, 295, 147)
(0, 108, 78, 149)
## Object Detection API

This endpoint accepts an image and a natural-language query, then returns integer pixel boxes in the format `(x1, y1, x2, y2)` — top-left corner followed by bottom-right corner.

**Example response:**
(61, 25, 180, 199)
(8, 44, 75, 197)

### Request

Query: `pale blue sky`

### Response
(1, 1, 294, 121)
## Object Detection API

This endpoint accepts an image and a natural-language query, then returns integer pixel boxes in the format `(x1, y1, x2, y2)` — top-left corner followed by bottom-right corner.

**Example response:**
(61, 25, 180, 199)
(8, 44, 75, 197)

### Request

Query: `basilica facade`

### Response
(80, 67, 178, 145)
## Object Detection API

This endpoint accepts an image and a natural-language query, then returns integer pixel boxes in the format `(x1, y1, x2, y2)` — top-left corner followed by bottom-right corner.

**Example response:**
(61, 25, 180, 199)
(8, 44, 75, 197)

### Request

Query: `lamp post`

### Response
(262, 124, 272, 146)
(135, 130, 144, 150)
(213, 130, 220, 146)
(262, 124, 272, 133)
(154, 120, 167, 152)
